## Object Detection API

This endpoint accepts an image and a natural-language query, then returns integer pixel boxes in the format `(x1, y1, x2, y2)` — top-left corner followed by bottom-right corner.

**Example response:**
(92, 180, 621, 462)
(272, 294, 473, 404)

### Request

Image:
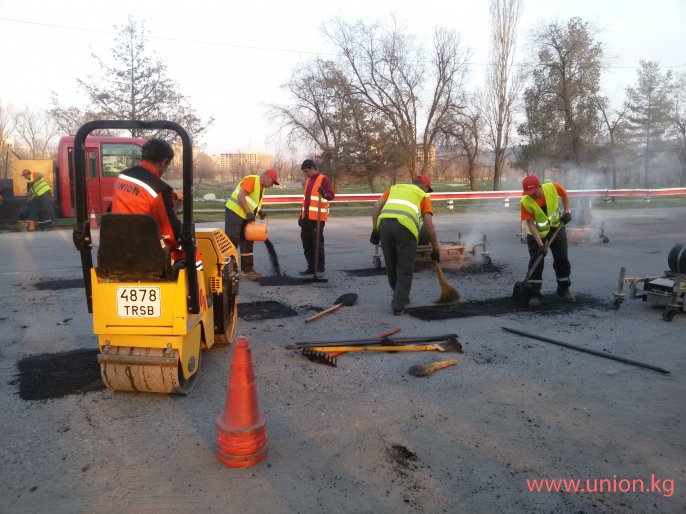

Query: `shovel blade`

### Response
(512, 281, 535, 306)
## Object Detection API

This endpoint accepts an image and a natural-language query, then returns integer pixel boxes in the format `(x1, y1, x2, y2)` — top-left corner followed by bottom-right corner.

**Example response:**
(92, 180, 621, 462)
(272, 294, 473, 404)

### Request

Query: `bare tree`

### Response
(438, 103, 482, 191)
(51, 17, 212, 142)
(0, 102, 14, 179)
(324, 17, 469, 179)
(484, 0, 523, 190)
(13, 107, 59, 159)
(193, 152, 220, 186)
(270, 57, 399, 190)
(593, 95, 629, 188)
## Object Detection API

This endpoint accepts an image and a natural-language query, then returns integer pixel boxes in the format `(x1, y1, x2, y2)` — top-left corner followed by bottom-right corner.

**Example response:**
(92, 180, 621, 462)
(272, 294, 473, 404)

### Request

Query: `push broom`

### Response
(434, 262, 459, 303)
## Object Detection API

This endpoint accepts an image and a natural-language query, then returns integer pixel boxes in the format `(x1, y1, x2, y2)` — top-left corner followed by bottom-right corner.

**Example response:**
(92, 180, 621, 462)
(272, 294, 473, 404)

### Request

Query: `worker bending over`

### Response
(520, 175, 574, 306)
(372, 175, 440, 315)
(224, 169, 279, 278)
(21, 168, 55, 229)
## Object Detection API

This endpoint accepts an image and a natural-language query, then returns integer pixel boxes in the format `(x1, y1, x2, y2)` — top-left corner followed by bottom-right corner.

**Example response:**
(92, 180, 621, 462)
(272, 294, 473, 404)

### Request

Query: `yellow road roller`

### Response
(72, 120, 239, 393)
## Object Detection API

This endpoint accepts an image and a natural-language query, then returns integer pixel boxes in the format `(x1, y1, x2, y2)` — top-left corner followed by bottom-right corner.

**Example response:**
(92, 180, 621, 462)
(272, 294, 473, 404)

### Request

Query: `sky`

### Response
(1, 0, 684, 156)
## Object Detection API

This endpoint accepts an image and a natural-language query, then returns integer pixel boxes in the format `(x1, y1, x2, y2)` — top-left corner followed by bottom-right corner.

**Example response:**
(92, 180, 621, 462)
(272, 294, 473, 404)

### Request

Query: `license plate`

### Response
(116, 287, 161, 318)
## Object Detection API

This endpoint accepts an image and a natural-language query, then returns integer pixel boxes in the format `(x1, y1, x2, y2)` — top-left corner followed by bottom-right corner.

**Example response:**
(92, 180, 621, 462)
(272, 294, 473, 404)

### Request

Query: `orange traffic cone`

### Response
(89, 209, 98, 229)
(216, 336, 267, 467)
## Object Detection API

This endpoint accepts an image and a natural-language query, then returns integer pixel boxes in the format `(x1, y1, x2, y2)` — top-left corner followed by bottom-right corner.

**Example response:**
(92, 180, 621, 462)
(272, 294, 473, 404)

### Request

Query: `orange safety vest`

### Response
(301, 174, 329, 221)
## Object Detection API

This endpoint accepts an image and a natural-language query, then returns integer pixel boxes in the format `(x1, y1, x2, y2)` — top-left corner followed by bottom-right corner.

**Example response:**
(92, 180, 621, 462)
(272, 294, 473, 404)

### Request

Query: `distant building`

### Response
(219, 152, 274, 179)
(416, 144, 436, 171)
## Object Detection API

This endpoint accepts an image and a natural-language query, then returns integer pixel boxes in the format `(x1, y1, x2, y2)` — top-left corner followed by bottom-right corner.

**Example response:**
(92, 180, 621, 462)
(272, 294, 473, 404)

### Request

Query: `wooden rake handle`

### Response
(305, 303, 343, 323)
(310, 344, 444, 353)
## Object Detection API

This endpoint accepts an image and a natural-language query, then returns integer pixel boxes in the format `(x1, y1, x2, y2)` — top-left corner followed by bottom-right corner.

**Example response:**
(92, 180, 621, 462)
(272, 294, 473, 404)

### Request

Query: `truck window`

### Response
(102, 143, 142, 177)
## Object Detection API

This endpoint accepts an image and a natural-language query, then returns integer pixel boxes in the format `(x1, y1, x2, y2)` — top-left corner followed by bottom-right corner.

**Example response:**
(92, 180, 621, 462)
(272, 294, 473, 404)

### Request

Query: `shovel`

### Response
(305, 293, 358, 323)
(512, 223, 564, 306)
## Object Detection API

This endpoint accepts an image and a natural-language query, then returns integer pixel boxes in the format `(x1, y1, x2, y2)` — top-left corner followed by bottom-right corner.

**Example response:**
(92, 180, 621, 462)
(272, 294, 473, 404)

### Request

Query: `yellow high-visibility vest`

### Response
(377, 184, 429, 242)
(520, 182, 561, 237)
(225, 176, 263, 219)
(29, 173, 51, 197)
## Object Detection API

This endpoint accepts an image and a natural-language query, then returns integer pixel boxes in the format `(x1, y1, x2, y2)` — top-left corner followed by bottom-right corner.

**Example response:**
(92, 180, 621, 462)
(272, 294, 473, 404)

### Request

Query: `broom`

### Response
(434, 262, 459, 303)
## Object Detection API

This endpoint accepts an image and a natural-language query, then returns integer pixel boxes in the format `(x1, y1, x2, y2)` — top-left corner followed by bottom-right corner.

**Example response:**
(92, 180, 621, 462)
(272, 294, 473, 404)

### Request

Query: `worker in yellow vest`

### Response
(225, 169, 279, 278)
(299, 159, 335, 276)
(371, 175, 440, 315)
(520, 175, 574, 306)
(21, 169, 55, 229)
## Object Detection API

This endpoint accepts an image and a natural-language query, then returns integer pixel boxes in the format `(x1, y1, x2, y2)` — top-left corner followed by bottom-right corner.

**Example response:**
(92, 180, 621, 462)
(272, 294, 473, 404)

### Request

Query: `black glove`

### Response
(245, 212, 256, 223)
(561, 211, 572, 224)
(258, 209, 267, 220)
(431, 248, 440, 262)
(370, 230, 380, 245)
(537, 245, 548, 257)
(298, 216, 303, 227)
(318, 186, 327, 199)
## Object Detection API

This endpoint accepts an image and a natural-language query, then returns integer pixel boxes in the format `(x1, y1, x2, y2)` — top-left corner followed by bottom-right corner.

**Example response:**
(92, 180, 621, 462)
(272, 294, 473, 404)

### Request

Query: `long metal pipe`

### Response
(501, 326, 670, 374)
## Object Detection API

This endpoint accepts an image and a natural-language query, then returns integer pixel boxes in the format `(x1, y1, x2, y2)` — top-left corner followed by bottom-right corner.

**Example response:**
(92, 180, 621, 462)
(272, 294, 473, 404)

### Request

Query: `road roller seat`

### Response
(96, 213, 174, 280)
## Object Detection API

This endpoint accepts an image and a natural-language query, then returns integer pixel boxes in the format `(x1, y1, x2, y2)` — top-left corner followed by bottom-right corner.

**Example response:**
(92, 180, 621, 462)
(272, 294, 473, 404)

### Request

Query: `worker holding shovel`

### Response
(520, 175, 574, 306)
(371, 175, 440, 315)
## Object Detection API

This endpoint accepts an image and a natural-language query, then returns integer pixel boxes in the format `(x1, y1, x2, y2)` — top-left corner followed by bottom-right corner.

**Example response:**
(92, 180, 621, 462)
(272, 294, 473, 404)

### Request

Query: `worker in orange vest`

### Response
(299, 159, 335, 276)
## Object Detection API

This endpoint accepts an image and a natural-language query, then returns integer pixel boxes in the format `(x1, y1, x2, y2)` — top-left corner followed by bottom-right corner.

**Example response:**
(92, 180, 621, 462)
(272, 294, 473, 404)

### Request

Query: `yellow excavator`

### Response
(72, 120, 239, 394)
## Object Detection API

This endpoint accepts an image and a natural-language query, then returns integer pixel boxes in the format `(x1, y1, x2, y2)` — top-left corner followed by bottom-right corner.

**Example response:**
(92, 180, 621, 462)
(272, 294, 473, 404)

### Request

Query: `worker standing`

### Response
(299, 159, 334, 276)
(110, 138, 201, 269)
(224, 169, 279, 278)
(21, 169, 55, 229)
(371, 175, 440, 315)
(520, 175, 574, 306)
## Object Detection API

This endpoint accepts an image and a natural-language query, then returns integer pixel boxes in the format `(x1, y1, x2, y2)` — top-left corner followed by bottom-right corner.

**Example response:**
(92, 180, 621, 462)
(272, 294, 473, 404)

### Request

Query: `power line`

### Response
(1, 16, 684, 69)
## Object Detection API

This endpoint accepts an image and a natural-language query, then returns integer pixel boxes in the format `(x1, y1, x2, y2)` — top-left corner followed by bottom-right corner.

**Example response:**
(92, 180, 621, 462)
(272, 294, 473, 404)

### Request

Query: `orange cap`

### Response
(21, 169, 31, 176)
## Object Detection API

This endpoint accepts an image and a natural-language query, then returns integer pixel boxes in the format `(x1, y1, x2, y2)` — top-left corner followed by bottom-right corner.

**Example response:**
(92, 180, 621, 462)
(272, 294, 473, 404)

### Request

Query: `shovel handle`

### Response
(305, 303, 343, 323)
(523, 223, 565, 282)
(427, 359, 458, 371)
(311, 344, 443, 353)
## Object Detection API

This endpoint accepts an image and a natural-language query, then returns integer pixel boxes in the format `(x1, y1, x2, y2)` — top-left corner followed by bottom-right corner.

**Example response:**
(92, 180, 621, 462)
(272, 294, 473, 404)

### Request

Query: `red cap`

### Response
(21, 169, 31, 176)
(414, 174, 433, 192)
(264, 169, 279, 185)
(522, 175, 540, 195)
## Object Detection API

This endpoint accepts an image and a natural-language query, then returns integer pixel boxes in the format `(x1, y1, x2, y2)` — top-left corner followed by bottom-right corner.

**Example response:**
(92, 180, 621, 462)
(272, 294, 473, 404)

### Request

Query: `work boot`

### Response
(299, 268, 314, 276)
(558, 289, 576, 303)
(528, 294, 543, 307)
(241, 268, 262, 280)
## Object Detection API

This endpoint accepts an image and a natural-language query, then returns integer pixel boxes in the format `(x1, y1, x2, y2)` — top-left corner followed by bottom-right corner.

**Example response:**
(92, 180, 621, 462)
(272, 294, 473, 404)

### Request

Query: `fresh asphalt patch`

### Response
(34, 278, 84, 290)
(14, 348, 104, 401)
(238, 300, 299, 321)
(345, 262, 507, 277)
(405, 294, 610, 320)
(257, 274, 311, 286)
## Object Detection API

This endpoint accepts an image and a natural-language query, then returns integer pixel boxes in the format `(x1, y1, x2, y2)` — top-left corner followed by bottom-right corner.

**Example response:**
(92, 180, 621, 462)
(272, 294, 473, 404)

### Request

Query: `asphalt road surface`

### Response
(1, 205, 684, 513)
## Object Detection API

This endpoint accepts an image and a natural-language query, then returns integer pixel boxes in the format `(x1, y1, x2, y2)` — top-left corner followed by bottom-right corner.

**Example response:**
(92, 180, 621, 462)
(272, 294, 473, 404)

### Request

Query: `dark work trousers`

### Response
(300, 218, 325, 272)
(225, 208, 255, 271)
(526, 225, 572, 295)
(26, 194, 55, 226)
(379, 218, 418, 311)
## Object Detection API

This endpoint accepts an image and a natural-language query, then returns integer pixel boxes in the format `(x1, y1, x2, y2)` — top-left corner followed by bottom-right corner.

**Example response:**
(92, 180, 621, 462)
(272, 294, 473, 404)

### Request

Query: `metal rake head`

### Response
(301, 348, 338, 367)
